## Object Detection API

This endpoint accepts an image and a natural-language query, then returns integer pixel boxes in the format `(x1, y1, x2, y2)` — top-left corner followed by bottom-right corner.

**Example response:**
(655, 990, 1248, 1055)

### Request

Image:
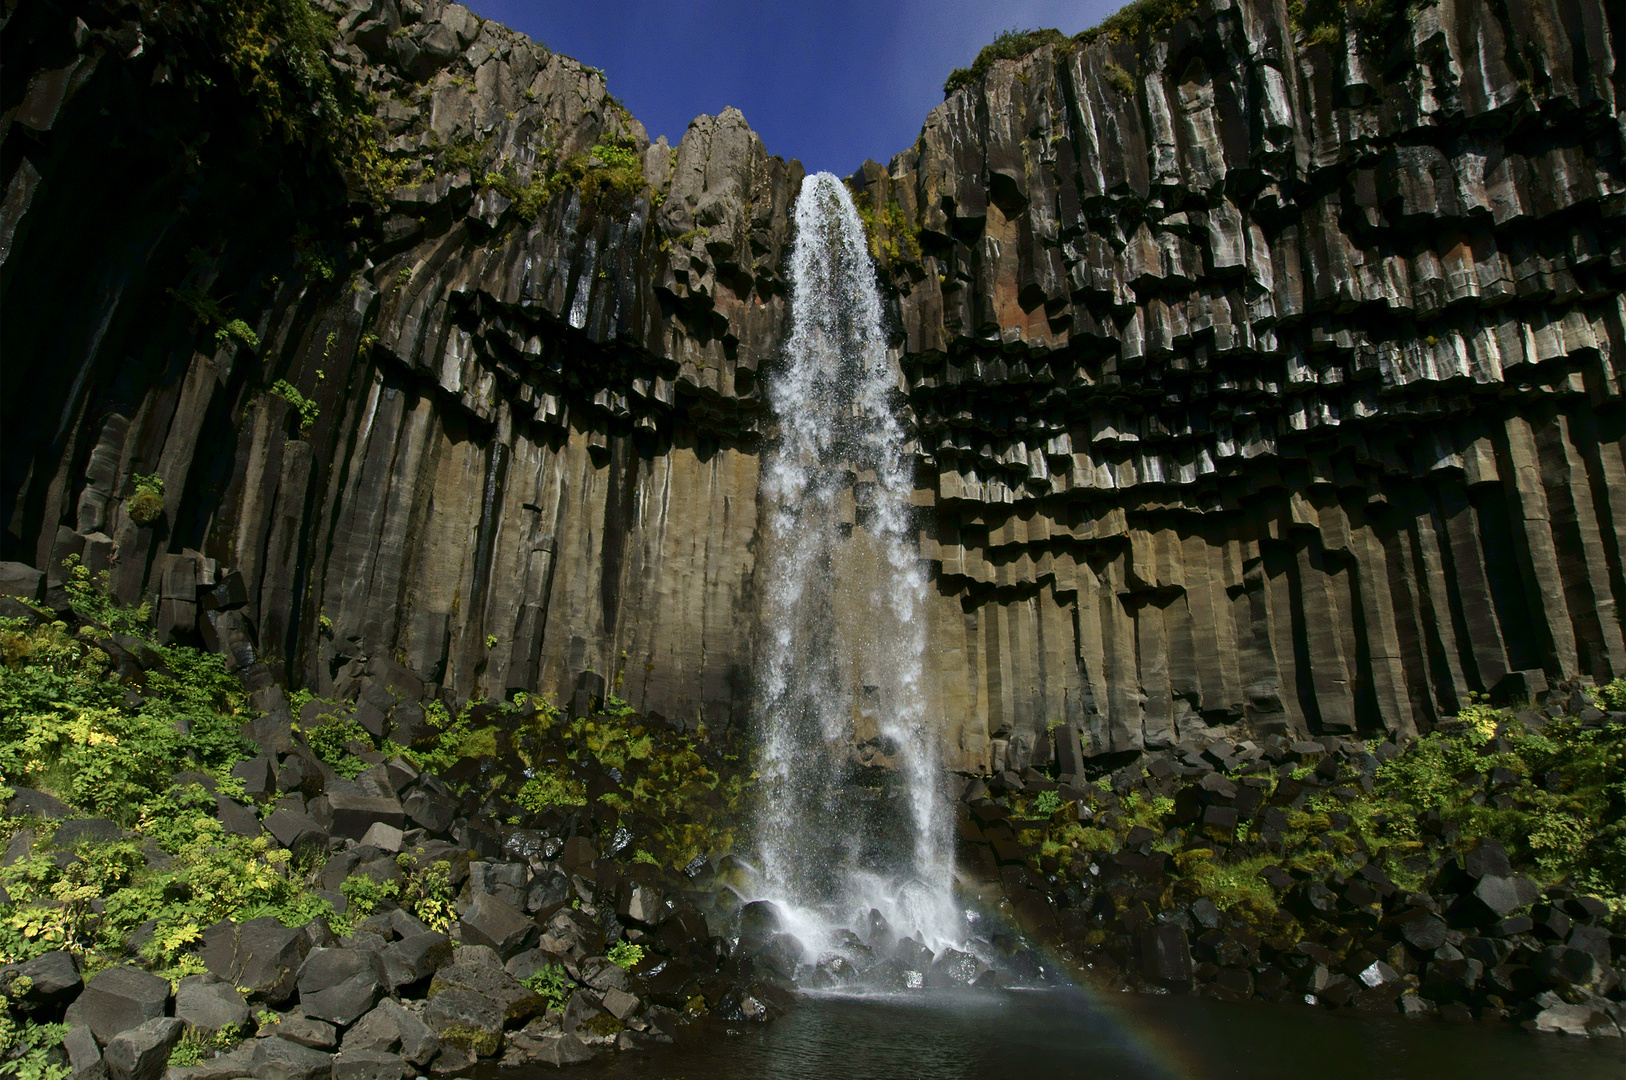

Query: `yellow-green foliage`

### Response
(269, 379, 319, 435)
(1287, 0, 1410, 46)
(606, 940, 643, 970)
(1597, 678, 1626, 711)
(854, 196, 923, 266)
(1173, 849, 1283, 922)
(0, 588, 333, 970)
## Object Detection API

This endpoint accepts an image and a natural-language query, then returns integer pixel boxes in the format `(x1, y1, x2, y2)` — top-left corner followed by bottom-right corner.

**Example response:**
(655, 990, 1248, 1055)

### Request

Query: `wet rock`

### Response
(1139, 925, 1193, 989)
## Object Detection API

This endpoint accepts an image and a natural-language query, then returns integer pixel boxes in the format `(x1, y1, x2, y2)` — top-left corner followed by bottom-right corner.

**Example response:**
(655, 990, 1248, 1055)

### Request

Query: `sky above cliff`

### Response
(464, 0, 1122, 175)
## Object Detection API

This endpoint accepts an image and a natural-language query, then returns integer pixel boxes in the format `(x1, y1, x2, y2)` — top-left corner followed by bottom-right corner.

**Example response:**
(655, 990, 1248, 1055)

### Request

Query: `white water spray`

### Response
(750, 174, 959, 964)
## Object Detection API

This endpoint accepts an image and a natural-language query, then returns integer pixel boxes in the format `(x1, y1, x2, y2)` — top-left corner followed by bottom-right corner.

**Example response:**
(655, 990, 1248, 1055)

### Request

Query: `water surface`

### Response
(557, 988, 1624, 1080)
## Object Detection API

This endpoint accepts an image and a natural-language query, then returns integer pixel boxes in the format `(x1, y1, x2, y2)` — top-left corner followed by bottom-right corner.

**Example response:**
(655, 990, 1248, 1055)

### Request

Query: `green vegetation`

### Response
(853, 195, 923, 266)
(1103, 62, 1136, 96)
(127, 473, 166, 526)
(606, 940, 643, 970)
(269, 379, 319, 435)
(1022, 690, 1626, 942)
(943, 1, 1208, 97)
(1288, 0, 1412, 47)
(169, 287, 259, 351)
(522, 963, 571, 1011)
(944, 28, 1072, 95)
(1074, 0, 1201, 47)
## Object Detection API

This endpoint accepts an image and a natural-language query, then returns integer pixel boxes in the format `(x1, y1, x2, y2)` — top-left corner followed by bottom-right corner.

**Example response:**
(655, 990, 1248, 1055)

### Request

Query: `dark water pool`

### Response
(534, 988, 1624, 1080)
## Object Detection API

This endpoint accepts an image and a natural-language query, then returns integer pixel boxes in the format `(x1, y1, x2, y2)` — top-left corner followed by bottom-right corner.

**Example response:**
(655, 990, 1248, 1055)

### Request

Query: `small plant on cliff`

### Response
(269, 379, 319, 435)
(944, 27, 1072, 94)
(127, 473, 166, 526)
(1031, 789, 1063, 818)
(606, 940, 643, 970)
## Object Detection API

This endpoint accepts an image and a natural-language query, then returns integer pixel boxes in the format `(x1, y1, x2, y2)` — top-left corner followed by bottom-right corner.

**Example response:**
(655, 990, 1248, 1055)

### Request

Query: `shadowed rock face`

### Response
(2, 0, 1622, 770)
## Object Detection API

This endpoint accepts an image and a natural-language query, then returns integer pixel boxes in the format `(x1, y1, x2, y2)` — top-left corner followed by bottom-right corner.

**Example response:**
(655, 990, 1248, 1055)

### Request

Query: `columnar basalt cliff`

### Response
(3, 0, 1622, 773)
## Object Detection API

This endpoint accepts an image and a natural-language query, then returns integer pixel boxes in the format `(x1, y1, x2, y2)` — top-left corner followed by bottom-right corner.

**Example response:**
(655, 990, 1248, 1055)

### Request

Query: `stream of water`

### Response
(748, 172, 960, 962)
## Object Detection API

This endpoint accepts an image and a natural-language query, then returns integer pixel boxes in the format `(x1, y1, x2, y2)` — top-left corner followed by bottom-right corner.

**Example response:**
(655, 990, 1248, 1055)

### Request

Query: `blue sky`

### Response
(464, 1, 1123, 176)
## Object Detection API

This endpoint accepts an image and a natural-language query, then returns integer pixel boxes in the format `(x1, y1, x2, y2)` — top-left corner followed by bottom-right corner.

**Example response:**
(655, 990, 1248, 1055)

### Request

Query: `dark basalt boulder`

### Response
(380, 931, 454, 992)
(331, 1049, 405, 1080)
(6, 788, 71, 820)
(197, 918, 313, 1005)
(64, 966, 171, 1044)
(174, 974, 250, 1035)
(0, 948, 82, 1009)
(458, 893, 538, 960)
(251, 1036, 336, 1080)
(297, 949, 388, 1028)
(341, 999, 441, 1067)
(103, 1017, 184, 1080)
(422, 989, 504, 1057)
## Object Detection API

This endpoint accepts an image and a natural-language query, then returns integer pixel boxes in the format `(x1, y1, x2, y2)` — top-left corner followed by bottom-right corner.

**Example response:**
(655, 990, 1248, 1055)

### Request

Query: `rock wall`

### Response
(3, 0, 1622, 770)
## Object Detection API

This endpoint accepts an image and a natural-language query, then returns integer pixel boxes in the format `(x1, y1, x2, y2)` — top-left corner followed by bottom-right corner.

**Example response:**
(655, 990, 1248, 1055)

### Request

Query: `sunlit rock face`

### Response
(3, 0, 1622, 771)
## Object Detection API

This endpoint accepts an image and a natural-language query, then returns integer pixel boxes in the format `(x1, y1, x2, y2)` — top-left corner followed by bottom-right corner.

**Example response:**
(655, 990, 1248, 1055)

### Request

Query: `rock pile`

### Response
(958, 687, 1626, 1037)
(0, 602, 782, 1076)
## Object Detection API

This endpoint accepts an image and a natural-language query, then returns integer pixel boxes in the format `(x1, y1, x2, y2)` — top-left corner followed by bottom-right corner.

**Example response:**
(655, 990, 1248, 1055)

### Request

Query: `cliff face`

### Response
(3, 0, 1622, 772)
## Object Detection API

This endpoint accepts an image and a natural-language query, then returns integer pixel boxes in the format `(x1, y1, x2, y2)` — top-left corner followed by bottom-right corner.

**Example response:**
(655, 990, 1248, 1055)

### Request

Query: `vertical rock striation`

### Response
(2, 0, 1621, 770)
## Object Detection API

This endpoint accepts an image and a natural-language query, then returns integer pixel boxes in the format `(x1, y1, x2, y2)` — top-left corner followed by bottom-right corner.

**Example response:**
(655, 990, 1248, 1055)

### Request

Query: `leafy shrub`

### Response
(516, 770, 586, 813)
(1031, 789, 1062, 817)
(1597, 678, 1626, 711)
(522, 964, 571, 1011)
(606, 940, 643, 970)
(269, 379, 319, 435)
(127, 474, 166, 525)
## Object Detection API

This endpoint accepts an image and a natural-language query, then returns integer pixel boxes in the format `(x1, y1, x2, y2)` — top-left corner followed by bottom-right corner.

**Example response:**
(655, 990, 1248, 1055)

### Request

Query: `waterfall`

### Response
(750, 173, 960, 967)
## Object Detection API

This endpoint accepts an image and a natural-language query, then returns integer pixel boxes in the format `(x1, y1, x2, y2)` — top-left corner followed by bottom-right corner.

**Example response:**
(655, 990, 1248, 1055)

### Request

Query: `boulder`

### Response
(340, 999, 441, 1067)
(7, 788, 71, 819)
(530, 1034, 593, 1067)
(427, 961, 544, 1024)
(103, 1016, 183, 1080)
(174, 974, 249, 1035)
(64, 966, 171, 1043)
(271, 1014, 338, 1051)
(1531, 1000, 1620, 1037)
(52, 818, 123, 848)
(250, 1036, 335, 1080)
(0, 948, 82, 1007)
(0, 561, 43, 600)
(357, 823, 403, 853)
(63, 1024, 101, 1075)
(196, 918, 311, 1004)
(332, 1050, 404, 1080)
(1138, 925, 1193, 989)
(380, 932, 453, 991)
(296, 949, 387, 1028)
(598, 987, 640, 1021)
(263, 810, 328, 855)
(325, 792, 405, 841)
(458, 894, 538, 959)
(422, 989, 504, 1057)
